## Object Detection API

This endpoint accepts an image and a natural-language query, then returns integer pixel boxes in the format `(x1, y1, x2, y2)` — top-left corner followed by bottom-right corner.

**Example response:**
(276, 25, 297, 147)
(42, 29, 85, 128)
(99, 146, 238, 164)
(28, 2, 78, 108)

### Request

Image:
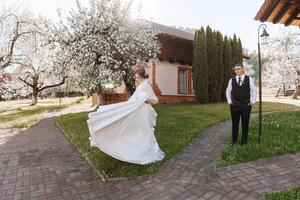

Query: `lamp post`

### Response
(257, 24, 269, 144)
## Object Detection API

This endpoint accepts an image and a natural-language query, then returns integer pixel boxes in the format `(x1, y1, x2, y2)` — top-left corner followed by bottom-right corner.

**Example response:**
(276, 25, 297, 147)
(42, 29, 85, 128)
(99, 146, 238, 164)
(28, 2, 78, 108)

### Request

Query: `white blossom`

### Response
(263, 29, 300, 89)
(48, 0, 160, 93)
(243, 61, 255, 77)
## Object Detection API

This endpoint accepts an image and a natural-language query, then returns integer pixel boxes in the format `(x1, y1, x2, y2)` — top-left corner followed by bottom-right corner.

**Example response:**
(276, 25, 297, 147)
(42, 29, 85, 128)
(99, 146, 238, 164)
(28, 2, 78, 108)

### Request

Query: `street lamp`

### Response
(257, 23, 269, 144)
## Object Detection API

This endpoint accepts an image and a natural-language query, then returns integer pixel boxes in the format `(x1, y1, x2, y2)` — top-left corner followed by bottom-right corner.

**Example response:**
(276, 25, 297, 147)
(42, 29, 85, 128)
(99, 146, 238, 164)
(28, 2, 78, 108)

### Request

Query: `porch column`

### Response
(188, 68, 192, 94)
(152, 61, 156, 85)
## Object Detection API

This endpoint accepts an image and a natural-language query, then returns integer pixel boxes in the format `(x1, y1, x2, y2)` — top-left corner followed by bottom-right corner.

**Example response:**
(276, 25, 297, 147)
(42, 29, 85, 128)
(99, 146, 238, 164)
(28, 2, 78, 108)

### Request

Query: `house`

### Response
(255, 0, 300, 27)
(107, 22, 196, 105)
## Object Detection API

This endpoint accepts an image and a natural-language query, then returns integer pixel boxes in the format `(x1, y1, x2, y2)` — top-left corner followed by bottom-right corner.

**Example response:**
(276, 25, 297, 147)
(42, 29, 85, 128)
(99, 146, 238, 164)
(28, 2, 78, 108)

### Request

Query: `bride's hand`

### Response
(145, 99, 151, 104)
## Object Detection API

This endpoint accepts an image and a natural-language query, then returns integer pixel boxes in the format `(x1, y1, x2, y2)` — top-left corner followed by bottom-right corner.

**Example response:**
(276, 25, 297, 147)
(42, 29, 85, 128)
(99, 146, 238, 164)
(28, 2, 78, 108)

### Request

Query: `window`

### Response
(178, 68, 188, 94)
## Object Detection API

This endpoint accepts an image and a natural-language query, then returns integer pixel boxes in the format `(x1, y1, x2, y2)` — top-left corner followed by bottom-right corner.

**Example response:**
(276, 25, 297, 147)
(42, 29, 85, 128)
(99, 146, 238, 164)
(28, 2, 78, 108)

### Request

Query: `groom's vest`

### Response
(231, 75, 250, 105)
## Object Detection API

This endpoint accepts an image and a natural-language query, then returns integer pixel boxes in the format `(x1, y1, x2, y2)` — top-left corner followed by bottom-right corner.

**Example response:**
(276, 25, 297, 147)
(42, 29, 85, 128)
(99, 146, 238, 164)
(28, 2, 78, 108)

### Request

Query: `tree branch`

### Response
(38, 77, 66, 92)
(19, 77, 34, 88)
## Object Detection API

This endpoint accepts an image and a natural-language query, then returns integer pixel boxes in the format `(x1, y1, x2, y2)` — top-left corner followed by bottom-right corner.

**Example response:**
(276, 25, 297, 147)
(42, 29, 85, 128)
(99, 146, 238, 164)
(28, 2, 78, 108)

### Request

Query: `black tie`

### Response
(238, 77, 242, 86)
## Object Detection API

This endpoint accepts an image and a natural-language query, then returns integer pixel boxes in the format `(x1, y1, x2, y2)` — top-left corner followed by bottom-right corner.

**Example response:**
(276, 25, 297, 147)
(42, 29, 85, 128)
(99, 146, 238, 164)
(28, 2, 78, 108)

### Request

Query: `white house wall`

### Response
(155, 61, 177, 95)
(116, 61, 191, 96)
(156, 61, 191, 96)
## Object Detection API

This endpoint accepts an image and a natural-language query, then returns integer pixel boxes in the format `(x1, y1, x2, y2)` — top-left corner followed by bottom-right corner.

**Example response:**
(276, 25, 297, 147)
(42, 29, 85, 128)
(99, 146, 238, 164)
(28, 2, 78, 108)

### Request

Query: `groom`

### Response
(226, 63, 257, 146)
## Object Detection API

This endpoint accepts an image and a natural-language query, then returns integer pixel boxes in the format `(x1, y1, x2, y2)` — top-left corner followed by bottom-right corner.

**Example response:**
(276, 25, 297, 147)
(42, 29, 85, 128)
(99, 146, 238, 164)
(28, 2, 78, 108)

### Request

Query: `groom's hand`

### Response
(248, 102, 254, 106)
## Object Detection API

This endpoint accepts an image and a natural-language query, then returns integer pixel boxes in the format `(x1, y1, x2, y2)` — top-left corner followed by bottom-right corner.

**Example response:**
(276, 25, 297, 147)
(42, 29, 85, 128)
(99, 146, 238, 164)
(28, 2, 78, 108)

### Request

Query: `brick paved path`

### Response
(0, 117, 299, 200)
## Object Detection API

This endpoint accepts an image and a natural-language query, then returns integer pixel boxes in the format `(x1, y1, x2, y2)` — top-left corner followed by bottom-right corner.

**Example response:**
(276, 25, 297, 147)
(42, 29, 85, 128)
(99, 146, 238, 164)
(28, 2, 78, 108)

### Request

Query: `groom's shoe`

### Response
(241, 140, 248, 145)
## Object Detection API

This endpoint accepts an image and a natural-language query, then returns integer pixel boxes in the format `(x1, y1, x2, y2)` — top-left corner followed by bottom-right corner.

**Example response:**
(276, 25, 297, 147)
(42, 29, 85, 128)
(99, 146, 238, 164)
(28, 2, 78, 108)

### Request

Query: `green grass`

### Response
(0, 97, 85, 125)
(73, 97, 85, 104)
(9, 118, 40, 128)
(218, 111, 300, 166)
(56, 102, 299, 180)
(263, 187, 300, 200)
(0, 105, 65, 123)
(0, 108, 9, 114)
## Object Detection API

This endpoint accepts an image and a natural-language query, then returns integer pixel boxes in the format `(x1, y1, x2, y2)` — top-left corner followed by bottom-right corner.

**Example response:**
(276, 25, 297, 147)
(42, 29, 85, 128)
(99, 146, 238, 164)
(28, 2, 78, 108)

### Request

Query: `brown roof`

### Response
(255, 0, 300, 27)
(150, 22, 194, 41)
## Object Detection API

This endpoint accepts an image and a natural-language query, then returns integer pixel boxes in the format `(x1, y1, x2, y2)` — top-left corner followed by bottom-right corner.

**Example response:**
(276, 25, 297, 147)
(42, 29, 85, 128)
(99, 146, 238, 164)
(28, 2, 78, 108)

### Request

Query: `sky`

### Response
(1, 0, 299, 51)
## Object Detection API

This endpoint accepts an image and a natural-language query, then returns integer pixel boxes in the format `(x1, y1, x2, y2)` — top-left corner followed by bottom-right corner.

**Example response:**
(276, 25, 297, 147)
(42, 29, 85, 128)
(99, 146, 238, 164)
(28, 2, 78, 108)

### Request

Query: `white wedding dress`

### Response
(87, 79, 165, 165)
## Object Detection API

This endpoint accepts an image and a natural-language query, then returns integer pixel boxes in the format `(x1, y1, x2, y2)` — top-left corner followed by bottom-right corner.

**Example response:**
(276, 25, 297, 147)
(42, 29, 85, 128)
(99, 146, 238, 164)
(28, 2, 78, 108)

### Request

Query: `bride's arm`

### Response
(144, 85, 158, 104)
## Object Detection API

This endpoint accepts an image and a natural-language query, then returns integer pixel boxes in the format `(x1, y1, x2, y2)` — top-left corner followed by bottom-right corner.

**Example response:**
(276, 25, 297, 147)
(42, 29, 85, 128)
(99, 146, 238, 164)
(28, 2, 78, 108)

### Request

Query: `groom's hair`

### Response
(235, 63, 243, 68)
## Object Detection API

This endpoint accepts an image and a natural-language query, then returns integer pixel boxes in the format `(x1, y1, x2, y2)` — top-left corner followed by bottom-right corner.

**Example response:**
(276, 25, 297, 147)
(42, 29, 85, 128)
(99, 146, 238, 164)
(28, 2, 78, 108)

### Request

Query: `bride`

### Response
(87, 69, 165, 165)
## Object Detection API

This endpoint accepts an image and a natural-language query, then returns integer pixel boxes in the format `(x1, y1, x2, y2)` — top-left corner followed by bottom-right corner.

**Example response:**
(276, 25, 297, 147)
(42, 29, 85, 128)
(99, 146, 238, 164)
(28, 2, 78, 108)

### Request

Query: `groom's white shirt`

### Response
(226, 74, 257, 105)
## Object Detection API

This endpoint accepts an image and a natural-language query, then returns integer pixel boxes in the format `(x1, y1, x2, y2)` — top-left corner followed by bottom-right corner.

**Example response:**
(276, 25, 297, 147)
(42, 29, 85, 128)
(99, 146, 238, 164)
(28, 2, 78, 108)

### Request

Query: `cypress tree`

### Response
(192, 28, 209, 103)
(206, 26, 218, 102)
(193, 27, 244, 103)
(230, 34, 238, 75)
(222, 36, 233, 101)
(192, 30, 201, 102)
(216, 31, 224, 102)
(198, 27, 209, 103)
(237, 37, 243, 64)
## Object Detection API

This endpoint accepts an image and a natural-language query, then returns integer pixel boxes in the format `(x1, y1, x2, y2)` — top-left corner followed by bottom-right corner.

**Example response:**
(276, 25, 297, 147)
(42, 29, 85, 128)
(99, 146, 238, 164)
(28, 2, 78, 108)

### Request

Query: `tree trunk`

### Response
(292, 85, 300, 99)
(30, 86, 39, 105)
(123, 72, 135, 98)
(98, 92, 104, 106)
(96, 85, 104, 106)
(31, 92, 38, 105)
(125, 82, 135, 97)
(19, 76, 66, 106)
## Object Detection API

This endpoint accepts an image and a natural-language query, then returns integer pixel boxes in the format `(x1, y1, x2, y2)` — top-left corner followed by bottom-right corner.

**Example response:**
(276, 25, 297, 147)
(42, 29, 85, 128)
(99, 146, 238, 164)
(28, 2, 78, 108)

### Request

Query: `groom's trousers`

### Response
(230, 104, 252, 144)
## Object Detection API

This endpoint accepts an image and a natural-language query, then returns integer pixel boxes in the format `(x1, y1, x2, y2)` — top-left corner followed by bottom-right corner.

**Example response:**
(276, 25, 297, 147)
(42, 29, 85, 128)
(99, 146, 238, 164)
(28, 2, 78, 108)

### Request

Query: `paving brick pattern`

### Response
(0, 117, 299, 200)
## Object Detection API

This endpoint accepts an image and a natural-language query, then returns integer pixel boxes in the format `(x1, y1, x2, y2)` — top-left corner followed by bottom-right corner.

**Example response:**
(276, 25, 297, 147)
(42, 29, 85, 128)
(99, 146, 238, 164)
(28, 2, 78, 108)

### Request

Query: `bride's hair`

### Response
(135, 68, 149, 79)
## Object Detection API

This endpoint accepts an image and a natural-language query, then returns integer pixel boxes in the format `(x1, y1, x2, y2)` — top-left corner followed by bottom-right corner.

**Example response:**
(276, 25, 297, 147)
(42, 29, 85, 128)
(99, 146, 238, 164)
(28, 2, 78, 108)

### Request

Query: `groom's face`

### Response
(234, 66, 244, 76)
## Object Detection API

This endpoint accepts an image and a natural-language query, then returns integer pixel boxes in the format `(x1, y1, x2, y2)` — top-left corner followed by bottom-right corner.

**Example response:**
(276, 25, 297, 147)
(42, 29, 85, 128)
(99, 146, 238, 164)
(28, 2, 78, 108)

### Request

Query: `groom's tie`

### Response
(238, 77, 242, 86)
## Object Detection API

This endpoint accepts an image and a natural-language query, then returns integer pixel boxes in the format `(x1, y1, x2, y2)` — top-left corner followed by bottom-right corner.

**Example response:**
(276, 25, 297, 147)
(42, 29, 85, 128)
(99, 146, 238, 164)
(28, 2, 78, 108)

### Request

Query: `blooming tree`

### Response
(264, 29, 300, 99)
(243, 61, 255, 77)
(49, 0, 160, 96)
(0, 70, 13, 100)
(2, 15, 67, 105)
(0, 72, 30, 100)
(0, 5, 39, 69)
